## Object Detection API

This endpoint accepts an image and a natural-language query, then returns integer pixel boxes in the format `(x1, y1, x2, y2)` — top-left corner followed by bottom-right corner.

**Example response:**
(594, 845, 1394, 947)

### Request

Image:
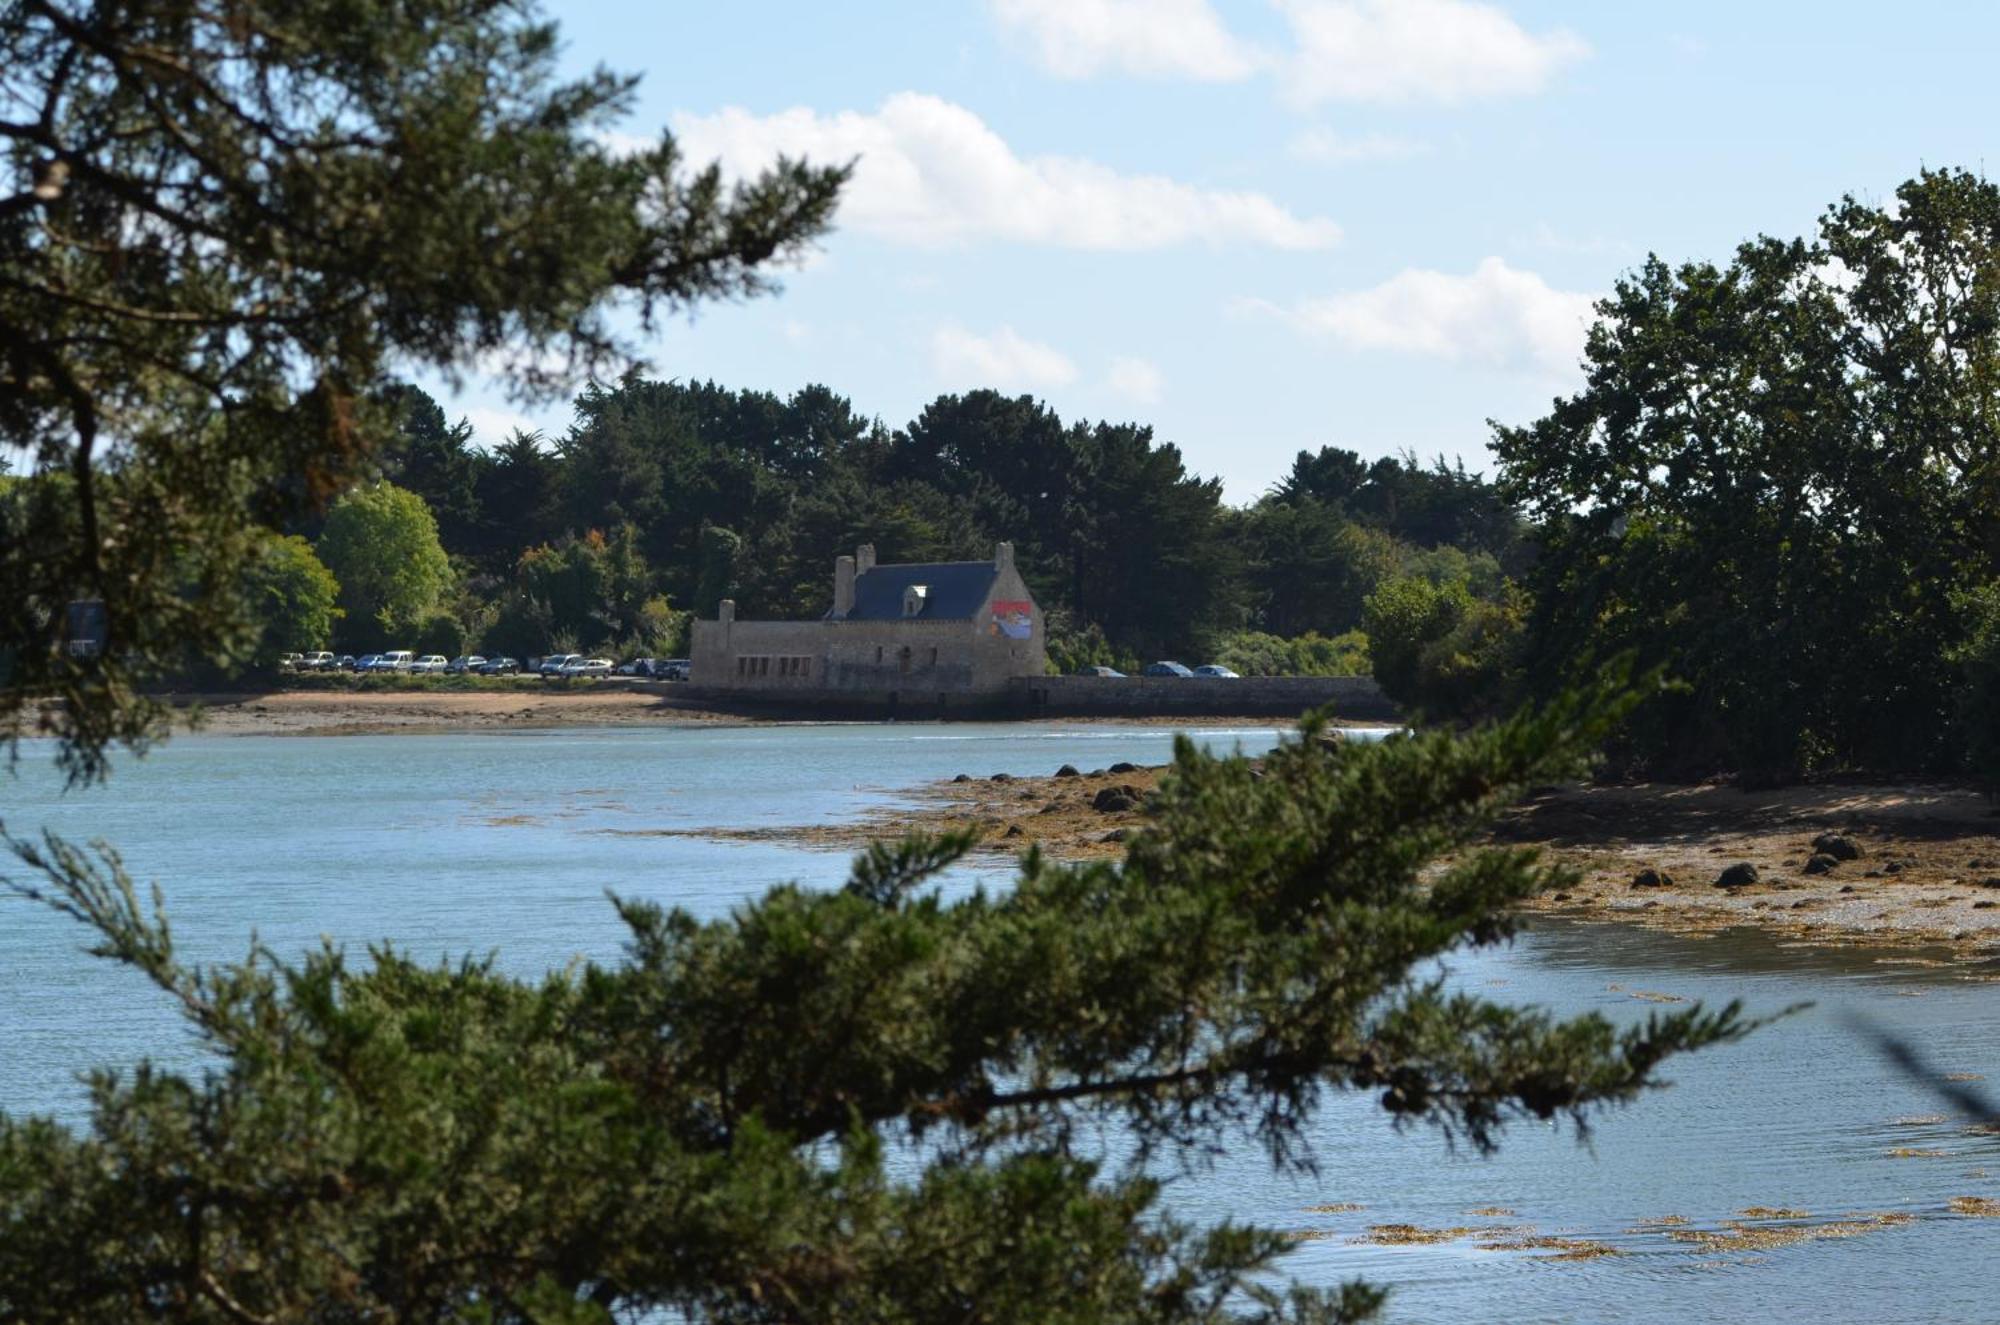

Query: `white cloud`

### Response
(1287, 126, 1429, 163)
(671, 93, 1340, 251)
(989, 0, 1260, 81)
(1275, 0, 1589, 106)
(1255, 257, 1597, 374)
(1106, 355, 1165, 403)
(932, 324, 1079, 391)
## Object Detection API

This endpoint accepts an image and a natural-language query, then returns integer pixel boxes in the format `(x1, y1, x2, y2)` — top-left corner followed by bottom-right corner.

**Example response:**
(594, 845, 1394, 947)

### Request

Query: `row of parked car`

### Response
(277, 651, 689, 680)
(1075, 662, 1240, 678)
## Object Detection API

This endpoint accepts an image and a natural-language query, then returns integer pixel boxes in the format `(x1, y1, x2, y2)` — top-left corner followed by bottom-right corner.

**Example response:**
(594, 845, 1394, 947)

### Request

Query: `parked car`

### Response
(1193, 664, 1239, 678)
(276, 652, 304, 672)
(616, 657, 651, 676)
(1142, 661, 1194, 678)
(300, 651, 336, 671)
(354, 654, 380, 672)
(410, 654, 449, 674)
(657, 658, 690, 681)
(445, 655, 485, 674)
(475, 656, 519, 675)
(538, 653, 581, 676)
(1075, 664, 1125, 678)
(365, 650, 415, 672)
(335, 655, 358, 671)
(561, 657, 614, 678)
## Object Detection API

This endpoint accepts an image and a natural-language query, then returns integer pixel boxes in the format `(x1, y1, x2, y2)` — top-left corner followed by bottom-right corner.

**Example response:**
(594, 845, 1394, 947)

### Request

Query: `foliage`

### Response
(0, 679, 1752, 1322)
(252, 376, 1529, 681)
(1951, 582, 2000, 789)
(315, 483, 456, 650)
(1045, 619, 1141, 676)
(1495, 169, 2000, 779)
(695, 525, 744, 617)
(1362, 577, 1524, 722)
(1364, 577, 1470, 703)
(0, 0, 846, 781)
(1214, 630, 1371, 678)
(239, 535, 342, 669)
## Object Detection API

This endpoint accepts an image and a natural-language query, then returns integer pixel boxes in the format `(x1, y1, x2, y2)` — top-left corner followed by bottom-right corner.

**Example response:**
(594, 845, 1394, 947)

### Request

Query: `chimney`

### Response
(856, 543, 876, 574)
(833, 554, 856, 618)
(994, 540, 1014, 572)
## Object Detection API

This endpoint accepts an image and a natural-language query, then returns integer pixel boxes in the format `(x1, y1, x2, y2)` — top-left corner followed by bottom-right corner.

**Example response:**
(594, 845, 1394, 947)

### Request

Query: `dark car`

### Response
(1075, 664, 1125, 678)
(1192, 664, 1239, 678)
(476, 656, 520, 675)
(656, 659, 690, 681)
(1142, 661, 1194, 678)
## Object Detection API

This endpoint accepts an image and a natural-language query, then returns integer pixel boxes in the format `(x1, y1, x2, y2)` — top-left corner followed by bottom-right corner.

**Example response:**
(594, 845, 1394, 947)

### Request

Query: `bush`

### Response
(1045, 620, 1139, 676)
(1213, 630, 1370, 677)
(1363, 577, 1524, 721)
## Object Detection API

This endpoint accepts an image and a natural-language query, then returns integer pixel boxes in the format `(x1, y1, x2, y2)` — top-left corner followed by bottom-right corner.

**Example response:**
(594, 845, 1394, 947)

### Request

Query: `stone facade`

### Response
(690, 542, 1046, 697)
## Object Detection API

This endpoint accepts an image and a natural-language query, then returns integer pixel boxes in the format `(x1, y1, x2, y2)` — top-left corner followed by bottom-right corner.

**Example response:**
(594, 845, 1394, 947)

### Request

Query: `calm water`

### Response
(3, 723, 1998, 1324)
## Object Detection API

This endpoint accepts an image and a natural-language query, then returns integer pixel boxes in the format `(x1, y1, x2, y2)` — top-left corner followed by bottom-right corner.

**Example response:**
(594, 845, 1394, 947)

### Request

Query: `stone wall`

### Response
(1010, 675, 1395, 719)
(675, 673, 1394, 721)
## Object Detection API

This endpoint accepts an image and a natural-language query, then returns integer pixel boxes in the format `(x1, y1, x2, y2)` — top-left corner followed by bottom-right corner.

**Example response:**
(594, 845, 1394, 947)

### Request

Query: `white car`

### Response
(561, 657, 614, 678)
(539, 653, 581, 676)
(366, 650, 414, 672)
(410, 654, 449, 674)
(300, 651, 336, 671)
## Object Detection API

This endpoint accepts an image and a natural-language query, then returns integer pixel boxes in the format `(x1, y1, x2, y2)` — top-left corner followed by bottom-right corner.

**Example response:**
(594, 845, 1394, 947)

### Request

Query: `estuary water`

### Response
(3, 722, 1998, 1324)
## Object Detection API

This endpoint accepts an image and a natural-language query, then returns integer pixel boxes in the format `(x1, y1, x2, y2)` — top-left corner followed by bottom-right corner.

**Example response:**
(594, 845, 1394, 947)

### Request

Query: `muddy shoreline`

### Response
(665, 755, 2000, 962)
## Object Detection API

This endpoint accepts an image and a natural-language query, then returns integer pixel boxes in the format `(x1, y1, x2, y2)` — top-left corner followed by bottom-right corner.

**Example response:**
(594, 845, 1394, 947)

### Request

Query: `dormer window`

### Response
(902, 585, 928, 617)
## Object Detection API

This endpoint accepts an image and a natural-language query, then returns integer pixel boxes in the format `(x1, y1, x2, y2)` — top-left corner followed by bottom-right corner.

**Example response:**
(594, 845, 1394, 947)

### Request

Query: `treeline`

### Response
(245, 376, 1525, 684)
(24, 168, 2000, 786)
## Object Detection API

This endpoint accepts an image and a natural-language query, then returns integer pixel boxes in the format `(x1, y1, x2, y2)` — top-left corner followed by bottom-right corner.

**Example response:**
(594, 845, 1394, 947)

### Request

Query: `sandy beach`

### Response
(167, 686, 749, 737)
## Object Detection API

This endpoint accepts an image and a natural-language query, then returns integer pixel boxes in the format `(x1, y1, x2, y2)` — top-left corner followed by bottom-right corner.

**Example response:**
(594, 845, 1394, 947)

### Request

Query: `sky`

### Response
(437, 1, 2000, 503)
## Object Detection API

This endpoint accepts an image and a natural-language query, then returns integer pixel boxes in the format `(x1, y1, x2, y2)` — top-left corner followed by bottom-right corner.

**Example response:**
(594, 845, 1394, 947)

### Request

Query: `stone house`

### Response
(690, 542, 1045, 698)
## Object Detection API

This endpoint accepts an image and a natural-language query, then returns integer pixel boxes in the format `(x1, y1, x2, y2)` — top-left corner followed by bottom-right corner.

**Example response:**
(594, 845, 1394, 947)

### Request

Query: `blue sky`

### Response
(440, 1, 2000, 502)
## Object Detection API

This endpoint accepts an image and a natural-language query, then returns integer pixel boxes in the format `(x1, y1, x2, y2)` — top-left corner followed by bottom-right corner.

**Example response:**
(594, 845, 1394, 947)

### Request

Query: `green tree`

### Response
(478, 429, 568, 572)
(696, 525, 744, 617)
(316, 483, 455, 649)
(0, 0, 845, 778)
(1363, 575, 1469, 704)
(240, 535, 342, 669)
(1496, 169, 2000, 778)
(374, 384, 487, 558)
(0, 683, 1749, 1323)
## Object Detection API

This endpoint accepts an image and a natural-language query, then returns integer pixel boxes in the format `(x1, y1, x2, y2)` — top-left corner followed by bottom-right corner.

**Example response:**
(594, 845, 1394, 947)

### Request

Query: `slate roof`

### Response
(845, 561, 999, 621)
